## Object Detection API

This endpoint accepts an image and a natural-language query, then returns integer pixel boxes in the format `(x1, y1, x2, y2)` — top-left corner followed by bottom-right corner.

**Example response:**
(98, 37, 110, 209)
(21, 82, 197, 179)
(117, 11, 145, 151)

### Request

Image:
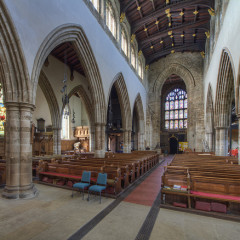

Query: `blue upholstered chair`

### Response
(72, 171, 91, 199)
(87, 173, 107, 203)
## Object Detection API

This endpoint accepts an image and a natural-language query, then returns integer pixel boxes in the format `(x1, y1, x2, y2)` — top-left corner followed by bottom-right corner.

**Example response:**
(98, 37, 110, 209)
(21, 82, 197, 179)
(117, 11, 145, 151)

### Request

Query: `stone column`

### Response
(123, 130, 128, 153)
(128, 130, 132, 153)
(206, 131, 213, 152)
(101, 123, 106, 157)
(215, 127, 228, 156)
(57, 129, 61, 155)
(52, 127, 61, 155)
(2, 102, 38, 199)
(90, 125, 95, 152)
(94, 123, 105, 158)
(2, 103, 21, 199)
(19, 103, 37, 198)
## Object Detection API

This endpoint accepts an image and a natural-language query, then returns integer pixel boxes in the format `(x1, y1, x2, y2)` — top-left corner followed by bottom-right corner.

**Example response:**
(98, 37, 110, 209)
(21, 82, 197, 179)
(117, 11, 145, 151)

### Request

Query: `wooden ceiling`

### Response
(120, 0, 214, 64)
(51, 42, 85, 77)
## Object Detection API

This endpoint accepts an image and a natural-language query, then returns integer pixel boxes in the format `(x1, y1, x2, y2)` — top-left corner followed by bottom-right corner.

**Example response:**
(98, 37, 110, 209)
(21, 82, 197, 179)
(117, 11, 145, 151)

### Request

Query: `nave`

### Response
(0, 156, 239, 240)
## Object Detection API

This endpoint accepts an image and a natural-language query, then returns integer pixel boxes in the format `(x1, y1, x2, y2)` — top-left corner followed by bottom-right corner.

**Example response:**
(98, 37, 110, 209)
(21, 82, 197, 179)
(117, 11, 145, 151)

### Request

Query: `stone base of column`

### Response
(94, 150, 105, 158)
(2, 183, 38, 199)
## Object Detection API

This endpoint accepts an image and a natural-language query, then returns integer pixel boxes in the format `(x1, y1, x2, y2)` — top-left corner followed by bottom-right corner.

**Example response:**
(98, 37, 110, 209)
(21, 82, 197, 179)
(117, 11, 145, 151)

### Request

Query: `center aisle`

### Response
(124, 155, 174, 206)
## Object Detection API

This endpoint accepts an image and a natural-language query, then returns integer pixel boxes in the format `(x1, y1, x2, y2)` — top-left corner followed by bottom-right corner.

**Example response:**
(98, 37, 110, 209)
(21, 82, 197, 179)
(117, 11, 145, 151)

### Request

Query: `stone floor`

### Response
(1, 159, 240, 240)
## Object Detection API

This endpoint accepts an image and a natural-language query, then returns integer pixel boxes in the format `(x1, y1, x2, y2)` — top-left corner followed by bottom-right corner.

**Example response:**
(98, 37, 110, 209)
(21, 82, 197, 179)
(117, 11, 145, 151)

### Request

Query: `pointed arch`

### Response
(215, 50, 235, 127)
(133, 93, 145, 150)
(68, 85, 95, 128)
(109, 72, 132, 131)
(153, 63, 195, 94)
(0, 1, 31, 103)
(133, 93, 145, 133)
(206, 84, 214, 133)
(205, 84, 214, 151)
(31, 24, 106, 124)
(39, 71, 61, 129)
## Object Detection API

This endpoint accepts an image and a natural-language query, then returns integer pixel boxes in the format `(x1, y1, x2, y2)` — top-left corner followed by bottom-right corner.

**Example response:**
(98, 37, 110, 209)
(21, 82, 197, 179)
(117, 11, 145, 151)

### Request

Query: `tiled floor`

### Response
(0, 156, 239, 240)
(124, 155, 172, 206)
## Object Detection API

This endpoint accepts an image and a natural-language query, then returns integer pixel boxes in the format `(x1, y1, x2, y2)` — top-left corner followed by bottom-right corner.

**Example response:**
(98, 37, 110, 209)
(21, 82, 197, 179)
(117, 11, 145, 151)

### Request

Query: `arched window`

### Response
(138, 59, 143, 79)
(131, 46, 136, 68)
(90, 0, 99, 11)
(165, 88, 187, 130)
(0, 84, 6, 136)
(121, 30, 128, 56)
(61, 106, 70, 139)
(106, 1, 117, 38)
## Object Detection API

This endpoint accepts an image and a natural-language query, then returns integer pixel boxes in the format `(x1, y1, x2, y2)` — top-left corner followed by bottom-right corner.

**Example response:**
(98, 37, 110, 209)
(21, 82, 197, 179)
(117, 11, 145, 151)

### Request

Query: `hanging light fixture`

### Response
(61, 50, 70, 119)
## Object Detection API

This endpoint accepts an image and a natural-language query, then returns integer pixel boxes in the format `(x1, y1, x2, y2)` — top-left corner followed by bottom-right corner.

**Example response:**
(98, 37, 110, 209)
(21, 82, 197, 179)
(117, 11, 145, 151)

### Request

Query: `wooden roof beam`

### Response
(146, 43, 204, 64)
(131, 0, 213, 33)
(139, 19, 209, 49)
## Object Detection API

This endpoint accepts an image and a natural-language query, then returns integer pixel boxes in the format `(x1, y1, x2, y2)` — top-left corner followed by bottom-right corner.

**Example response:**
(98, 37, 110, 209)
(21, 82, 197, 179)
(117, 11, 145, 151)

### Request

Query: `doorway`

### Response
(169, 137, 178, 154)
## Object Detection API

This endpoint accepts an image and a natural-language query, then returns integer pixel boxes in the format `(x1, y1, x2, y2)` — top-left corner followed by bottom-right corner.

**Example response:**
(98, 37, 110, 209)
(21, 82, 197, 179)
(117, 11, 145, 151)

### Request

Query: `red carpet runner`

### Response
(124, 155, 174, 206)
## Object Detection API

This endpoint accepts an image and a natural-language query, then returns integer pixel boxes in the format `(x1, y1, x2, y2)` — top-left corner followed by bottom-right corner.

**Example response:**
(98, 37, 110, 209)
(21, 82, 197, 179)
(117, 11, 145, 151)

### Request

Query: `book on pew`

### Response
(181, 185, 187, 191)
(173, 185, 181, 190)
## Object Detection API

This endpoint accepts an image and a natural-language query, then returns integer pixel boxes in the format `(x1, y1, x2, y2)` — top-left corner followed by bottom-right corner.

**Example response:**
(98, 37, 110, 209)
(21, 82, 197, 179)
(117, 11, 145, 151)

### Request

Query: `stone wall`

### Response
(147, 52, 205, 151)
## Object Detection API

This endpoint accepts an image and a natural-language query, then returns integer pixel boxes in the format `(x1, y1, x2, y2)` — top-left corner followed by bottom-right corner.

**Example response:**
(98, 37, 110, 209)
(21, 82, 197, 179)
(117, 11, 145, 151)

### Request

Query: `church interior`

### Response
(0, 0, 240, 239)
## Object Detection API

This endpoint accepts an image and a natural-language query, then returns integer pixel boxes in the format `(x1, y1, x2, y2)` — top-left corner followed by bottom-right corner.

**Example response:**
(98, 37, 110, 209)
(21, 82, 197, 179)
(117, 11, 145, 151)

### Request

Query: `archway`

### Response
(205, 84, 214, 152)
(132, 93, 145, 150)
(31, 24, 106, 157)
(149, 62, 202, 152)
(169, 136, 178, 154)
(215, 49, 235, 156)
(0, 1, 37, 199)
(161, 75, 188, 154)
(107, 73, 132, 153)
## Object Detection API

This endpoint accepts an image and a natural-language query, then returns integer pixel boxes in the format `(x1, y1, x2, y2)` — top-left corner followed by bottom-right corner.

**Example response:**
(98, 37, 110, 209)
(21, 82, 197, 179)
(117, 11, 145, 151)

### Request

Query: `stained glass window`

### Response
(174, 120, 178, 129)
(179, 120, 183, 129)
(164, 88, 187, 129)
(0, 85, 6, 135)
(165, 102, 169, 110)
(175, 110, 178, 119)
(165, 111, 169, 120)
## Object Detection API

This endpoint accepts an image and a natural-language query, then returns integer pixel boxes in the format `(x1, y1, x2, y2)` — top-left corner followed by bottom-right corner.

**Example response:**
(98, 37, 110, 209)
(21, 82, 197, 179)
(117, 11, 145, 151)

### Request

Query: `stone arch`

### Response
(205, 84, 214, 151)
(39, 71, 61, 129)
(107, 72, 132, 153)
(0, 2, 31, 103)
(31, 24, 106, 125)
(0, 2, 37, 199)
(150, 63, 201, 151)
(109, 72, 132, 131)
(133, 93, 145, 150)
(153, 63, 195, 94)
(67, 85, 95, 128)
(215, 50, 235, 127)
(214, 49, 235, 156)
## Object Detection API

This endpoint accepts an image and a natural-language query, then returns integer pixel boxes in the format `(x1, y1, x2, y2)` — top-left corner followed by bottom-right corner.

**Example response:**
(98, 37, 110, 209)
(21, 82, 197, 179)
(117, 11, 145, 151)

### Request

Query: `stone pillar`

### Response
(2, 102, 38, 199)
(123, 130, 128, 153)
(128, 130, 132, 153)
(53, 127, 61, 155)
(101, 123, 106, 156)
(90, 126, 95, 152)
(19, 103, 37, 198)
(215, 127, 228, 156)
(138, 133, 145, 150)
(206, 131, 213, 152)
(94, 123, 105, 158)
(3, 103, 21, 199)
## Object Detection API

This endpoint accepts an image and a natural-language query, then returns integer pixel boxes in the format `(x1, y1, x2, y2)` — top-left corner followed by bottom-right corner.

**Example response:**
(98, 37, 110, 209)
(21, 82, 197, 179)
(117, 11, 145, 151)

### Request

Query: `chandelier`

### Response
(61, 50, 70, 119)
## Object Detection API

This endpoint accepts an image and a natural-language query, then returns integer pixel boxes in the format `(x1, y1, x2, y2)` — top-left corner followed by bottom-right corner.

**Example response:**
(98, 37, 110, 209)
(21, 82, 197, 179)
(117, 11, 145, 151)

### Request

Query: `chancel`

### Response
(0, 0, 240, 239)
